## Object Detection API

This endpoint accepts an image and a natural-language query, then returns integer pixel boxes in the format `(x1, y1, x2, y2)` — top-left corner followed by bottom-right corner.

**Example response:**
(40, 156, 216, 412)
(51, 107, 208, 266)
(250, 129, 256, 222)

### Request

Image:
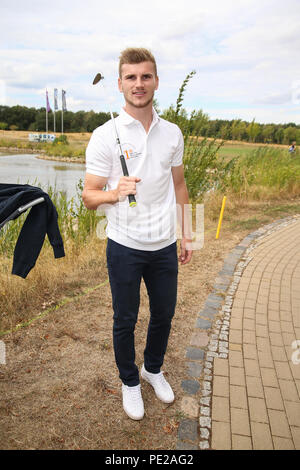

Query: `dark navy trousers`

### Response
(106, 238, 178, 386)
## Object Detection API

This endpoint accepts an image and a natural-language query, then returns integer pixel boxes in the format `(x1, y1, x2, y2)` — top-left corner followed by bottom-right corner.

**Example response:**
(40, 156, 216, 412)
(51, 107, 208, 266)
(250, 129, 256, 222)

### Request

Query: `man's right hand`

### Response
(115, 176, 141, 202)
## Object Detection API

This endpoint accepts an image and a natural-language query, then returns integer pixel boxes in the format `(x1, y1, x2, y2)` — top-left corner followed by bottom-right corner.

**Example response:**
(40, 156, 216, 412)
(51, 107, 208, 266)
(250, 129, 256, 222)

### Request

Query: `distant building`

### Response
(28, 133, 56, 143)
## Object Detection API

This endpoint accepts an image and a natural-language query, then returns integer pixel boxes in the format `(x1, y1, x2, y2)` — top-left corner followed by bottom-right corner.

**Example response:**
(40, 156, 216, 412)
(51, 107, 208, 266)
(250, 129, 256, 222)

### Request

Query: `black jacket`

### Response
(0, 183, 65, 278)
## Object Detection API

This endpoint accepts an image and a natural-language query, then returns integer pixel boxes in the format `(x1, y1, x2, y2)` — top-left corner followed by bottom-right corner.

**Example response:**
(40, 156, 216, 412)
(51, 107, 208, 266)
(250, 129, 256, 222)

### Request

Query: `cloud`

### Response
(254, 92, 292, 105)
(0, 0, 299, 123)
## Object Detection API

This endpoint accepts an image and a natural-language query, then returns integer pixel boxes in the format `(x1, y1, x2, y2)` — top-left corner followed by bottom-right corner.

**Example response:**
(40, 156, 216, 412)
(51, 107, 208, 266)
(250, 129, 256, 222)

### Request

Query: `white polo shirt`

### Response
(85, 107, 184, 251)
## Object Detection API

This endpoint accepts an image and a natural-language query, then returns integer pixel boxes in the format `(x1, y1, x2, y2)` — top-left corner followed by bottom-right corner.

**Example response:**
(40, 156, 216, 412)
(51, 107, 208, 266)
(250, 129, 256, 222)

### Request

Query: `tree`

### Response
(153, 98, 160, 114)
(219, 122, 231, 140)
(246, 119, 261, 142)
(160, 105, 189, 132)
(283, 126, 298, 144)
(231, 119, 247, 141)
(262, 124, 275, 143)
(188, 109, 209, 134)
(274, 127, 284, 144)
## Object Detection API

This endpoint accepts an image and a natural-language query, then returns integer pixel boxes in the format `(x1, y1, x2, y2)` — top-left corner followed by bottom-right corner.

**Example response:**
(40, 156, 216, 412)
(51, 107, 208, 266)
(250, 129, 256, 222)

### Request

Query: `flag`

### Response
(46, 89, 51, 112)
(54, 88, 58, 110)
(62, 89, 67, 111)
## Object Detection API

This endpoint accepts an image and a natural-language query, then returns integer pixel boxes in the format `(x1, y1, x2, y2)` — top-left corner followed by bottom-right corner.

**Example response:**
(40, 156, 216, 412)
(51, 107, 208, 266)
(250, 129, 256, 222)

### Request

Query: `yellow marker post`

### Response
(216, 196, 227, 239)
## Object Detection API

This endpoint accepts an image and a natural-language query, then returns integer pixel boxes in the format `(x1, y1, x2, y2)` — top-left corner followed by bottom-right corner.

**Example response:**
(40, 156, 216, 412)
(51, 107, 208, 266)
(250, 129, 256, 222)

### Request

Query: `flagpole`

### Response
(61, 89, 64, 135)
(46, 89, 48, 133)
(53, 89, 56, 133)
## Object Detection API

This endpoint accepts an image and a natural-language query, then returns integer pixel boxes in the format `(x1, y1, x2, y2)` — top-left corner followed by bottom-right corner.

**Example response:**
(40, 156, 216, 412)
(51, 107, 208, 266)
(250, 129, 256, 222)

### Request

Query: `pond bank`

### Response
(0, 147, 85, 164)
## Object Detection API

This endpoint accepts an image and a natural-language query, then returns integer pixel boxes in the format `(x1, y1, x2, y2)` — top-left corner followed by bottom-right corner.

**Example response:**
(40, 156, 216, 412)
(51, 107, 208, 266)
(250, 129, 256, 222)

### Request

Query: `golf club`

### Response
(92, 73, 137, 208)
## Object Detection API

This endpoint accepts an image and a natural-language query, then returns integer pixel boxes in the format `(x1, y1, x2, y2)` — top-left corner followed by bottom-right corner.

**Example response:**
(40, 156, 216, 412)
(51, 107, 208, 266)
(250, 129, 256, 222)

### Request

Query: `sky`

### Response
(0, 0, 300, 124)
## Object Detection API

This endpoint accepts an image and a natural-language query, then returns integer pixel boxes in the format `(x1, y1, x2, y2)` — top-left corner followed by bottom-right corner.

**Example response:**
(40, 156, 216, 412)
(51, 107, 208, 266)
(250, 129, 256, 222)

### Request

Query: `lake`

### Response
(0, 152, 86, 200)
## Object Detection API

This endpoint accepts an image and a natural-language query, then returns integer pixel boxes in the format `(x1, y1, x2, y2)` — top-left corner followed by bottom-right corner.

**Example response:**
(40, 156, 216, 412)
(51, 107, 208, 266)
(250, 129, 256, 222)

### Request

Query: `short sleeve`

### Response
(85, 127, 112, 177)
(171, 127, 184, 167)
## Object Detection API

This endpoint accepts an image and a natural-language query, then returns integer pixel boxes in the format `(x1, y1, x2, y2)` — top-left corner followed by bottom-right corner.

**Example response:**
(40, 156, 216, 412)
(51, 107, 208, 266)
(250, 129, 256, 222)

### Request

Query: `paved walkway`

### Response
(177, 216, 300, 450)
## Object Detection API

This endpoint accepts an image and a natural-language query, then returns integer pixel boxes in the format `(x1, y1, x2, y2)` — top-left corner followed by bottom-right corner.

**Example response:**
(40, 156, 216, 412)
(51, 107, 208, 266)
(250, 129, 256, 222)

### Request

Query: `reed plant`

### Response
(183, 136, 235, 200)
(223, 147, 300, 200)
(170, 71, 233, 201)
(0, 180, 100, 257)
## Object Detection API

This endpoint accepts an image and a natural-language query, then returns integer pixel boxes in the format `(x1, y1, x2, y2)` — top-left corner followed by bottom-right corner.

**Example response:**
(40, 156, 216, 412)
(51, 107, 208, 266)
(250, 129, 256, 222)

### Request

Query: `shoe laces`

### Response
(154, 371, 168, 388)
(125, 385, 142, 402)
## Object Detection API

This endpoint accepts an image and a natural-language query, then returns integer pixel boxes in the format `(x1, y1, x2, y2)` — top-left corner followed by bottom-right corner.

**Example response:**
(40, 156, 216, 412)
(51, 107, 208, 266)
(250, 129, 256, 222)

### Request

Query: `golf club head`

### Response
(92, 73, 104, 85)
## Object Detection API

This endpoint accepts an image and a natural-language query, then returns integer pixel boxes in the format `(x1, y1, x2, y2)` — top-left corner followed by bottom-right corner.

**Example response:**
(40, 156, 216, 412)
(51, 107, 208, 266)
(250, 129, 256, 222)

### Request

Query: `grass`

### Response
(217, 143, 265, 160)
(221, 147, 300, 201)
(229, 216, 270, 231)
(1, 156, 300, 450)
(262, 202, 300, 216)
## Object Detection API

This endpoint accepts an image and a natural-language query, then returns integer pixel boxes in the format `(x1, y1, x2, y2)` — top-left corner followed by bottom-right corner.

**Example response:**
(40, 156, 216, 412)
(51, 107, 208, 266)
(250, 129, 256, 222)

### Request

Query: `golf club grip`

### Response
(120, 154, 137, 207)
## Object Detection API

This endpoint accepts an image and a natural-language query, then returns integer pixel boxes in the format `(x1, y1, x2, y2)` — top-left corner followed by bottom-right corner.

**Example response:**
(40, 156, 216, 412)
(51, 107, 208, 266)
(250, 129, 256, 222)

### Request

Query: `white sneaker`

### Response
(122, 383, 144, 420)
(141, 364, 175, 403)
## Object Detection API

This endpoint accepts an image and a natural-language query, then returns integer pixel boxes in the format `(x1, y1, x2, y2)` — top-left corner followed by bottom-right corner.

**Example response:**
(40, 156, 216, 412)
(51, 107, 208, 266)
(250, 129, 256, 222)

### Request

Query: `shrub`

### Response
(224, 147, 300, 199)
(167, 71, 231, 201)
(53, 134, 69, 145)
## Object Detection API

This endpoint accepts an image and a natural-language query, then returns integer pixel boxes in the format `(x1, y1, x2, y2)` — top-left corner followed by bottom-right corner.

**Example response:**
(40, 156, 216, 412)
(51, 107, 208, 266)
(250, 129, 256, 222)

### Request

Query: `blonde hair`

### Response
(119, 48, 157, 78)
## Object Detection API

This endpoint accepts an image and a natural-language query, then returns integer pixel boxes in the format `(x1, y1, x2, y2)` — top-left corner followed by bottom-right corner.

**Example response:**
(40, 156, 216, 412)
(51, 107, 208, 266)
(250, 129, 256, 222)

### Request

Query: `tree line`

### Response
(0, 104, 299, 145)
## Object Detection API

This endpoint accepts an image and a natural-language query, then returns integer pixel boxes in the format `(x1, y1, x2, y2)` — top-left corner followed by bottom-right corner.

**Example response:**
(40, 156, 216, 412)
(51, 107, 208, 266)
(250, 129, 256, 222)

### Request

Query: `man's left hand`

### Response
(179, 238, 193, 265)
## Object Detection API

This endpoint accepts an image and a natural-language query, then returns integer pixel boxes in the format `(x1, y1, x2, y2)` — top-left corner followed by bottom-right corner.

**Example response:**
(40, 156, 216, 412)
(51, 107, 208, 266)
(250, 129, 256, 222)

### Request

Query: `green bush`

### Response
(167, 71, 231, 201)
(224, 147, 300, 197)
(53, 134, 69, 145)
(183, 137, 226, 200)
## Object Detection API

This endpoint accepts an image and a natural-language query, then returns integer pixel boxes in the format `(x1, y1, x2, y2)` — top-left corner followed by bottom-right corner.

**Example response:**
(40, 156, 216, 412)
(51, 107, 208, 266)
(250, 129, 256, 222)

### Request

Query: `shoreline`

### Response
(0, 146, 85, 164)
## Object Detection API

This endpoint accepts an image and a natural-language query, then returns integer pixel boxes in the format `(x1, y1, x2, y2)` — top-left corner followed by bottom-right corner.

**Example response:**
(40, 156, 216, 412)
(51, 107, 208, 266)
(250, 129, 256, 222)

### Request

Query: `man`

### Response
(288, 141, 296, 153)
(82, 48, 192, 420)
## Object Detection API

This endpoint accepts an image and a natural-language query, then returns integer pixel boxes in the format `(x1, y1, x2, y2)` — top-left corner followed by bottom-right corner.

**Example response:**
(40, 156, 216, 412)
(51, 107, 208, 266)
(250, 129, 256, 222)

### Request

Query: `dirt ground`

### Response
(0, 229, 244, 450)
(0, 201, 299, 450)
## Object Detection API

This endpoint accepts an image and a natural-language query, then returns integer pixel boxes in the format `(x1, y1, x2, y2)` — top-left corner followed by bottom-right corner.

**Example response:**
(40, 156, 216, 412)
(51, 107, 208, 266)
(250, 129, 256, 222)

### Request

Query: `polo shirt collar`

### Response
(119, 107, 160, 127)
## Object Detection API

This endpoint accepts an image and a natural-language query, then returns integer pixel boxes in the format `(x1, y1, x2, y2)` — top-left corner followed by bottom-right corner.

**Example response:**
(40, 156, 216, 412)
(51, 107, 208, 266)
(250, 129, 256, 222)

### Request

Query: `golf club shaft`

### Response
(109, 111, 136, 207)
(108, 109, 136, 207)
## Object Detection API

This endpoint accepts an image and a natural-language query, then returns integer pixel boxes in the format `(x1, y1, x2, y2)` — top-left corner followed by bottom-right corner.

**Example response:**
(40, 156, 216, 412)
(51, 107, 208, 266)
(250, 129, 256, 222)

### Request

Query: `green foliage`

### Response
(164, 70, 231, 201)
(246, 119, 261, 143)
(183, 137, 227, 200)
(283, 126, 298, 144)
(53, 134, 69, 145)
(175, 70, 196, 119)
(0, 105, 112, 133)
(160, 105, 189, 132)
(0, 101, 299, 144)
(152, 98, 160, 114)
(224, 147, 300, 197)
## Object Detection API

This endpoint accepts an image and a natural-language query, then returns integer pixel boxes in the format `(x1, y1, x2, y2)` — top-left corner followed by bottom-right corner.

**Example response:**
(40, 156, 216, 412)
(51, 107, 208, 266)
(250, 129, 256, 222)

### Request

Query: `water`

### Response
(0, 152, 86, 200)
